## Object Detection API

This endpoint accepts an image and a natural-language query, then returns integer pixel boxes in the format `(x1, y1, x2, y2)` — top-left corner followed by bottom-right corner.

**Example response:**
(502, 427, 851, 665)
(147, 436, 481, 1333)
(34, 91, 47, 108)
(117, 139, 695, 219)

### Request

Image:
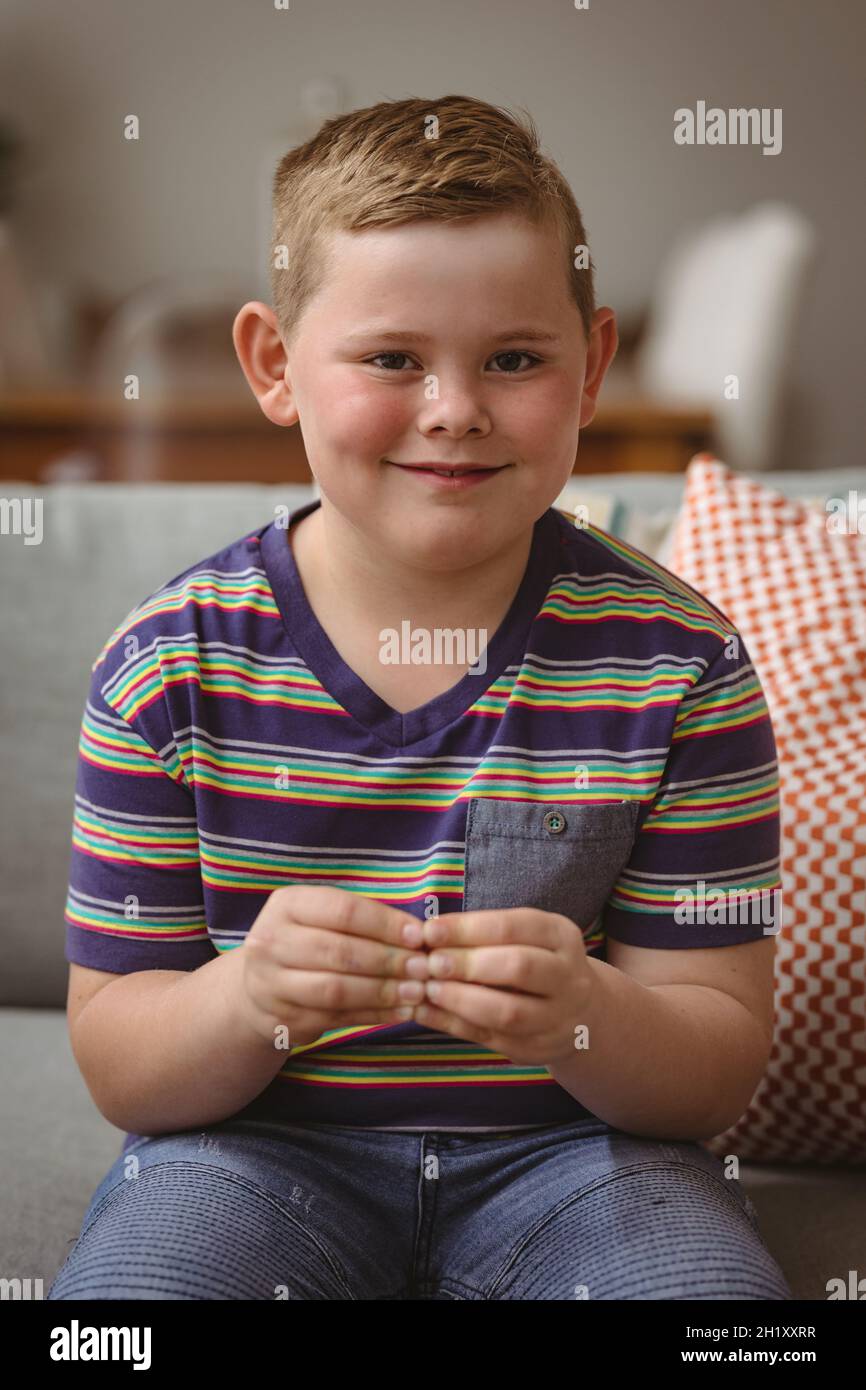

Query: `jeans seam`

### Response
(69, 1159, 358, 1301)
(412, 1136, 439, 1294)
(482, 1159, 755, 1298)
(76, 1175, 132, 1240)
(421, 1275, 486, 1300)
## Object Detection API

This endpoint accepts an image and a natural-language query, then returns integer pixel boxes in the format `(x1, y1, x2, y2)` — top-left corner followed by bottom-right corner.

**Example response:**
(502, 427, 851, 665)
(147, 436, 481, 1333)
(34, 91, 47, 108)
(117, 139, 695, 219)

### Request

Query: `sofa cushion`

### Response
(667, 456, 866, 1164)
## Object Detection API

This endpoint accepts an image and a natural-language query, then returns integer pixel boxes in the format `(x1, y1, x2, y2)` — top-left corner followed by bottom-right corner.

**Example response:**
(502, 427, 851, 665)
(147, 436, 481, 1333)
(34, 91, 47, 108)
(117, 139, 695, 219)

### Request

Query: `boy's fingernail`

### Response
(429, 953, 452, 977)
(398, 979, 425, 1002)
(404, 954, 429, 979)
(424, 919, 446, 945)
(402, 921, 424, 947)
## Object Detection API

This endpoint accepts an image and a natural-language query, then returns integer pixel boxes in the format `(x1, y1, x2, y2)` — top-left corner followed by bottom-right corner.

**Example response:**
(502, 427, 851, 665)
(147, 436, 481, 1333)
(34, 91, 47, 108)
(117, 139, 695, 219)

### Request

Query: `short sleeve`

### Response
(603, 637, 781, 948)
(63, 648, 216, 974)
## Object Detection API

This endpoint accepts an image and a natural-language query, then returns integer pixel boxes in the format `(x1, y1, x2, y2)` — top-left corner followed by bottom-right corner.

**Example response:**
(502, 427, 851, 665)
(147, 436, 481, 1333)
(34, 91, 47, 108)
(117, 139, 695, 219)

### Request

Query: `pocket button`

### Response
(542, 809, 567, 835)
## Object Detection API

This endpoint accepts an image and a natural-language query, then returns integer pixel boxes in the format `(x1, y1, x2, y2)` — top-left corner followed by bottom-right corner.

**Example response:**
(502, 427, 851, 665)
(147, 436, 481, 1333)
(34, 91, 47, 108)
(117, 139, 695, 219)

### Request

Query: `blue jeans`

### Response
(47, 1117, 793, 1300)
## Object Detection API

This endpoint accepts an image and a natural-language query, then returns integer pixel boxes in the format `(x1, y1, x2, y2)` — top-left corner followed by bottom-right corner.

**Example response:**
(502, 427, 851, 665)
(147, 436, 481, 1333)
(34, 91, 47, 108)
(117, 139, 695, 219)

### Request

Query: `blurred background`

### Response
(0, 0, 863, 484)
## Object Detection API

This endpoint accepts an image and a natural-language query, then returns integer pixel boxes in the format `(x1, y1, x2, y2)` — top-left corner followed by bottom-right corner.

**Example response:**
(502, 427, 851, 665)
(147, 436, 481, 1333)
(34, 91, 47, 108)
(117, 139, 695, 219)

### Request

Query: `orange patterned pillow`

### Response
(666, 455, 866, 1164)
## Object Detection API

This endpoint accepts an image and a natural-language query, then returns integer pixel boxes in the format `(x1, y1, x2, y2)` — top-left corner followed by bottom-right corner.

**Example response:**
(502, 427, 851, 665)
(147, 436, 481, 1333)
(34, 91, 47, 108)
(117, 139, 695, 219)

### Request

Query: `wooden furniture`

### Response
(0, 382, 713, 484)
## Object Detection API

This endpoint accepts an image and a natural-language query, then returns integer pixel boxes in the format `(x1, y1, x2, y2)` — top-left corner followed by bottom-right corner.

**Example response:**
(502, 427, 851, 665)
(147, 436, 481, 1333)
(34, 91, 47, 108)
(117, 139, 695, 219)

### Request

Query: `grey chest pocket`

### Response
(462, 798, 639, 930)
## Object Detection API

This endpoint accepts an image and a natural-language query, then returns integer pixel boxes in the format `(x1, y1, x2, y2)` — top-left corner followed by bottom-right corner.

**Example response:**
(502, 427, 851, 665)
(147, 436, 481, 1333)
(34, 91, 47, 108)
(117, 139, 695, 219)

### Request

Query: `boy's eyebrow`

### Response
(343, 327, 562, 345)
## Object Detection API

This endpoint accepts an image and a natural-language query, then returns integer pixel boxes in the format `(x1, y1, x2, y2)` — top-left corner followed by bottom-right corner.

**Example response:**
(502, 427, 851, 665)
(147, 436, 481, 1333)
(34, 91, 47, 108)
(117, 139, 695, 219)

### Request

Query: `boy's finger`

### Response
(425, 943, 557, 995)
(422, 908, 565, 952)
(420, 978, 547, 1036)
(250, 921, 429, 979)
(267, 883, 422, 948)
(271, 968, 426, 1013)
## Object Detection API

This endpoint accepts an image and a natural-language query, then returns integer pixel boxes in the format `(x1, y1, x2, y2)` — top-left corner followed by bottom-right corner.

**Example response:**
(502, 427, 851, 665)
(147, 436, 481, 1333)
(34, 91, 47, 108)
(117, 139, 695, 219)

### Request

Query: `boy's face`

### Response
(235, 212, 617, 569)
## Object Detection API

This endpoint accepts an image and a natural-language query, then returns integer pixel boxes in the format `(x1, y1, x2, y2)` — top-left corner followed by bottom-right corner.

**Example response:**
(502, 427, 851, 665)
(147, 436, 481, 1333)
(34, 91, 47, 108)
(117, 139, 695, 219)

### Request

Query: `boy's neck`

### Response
(289, 501, 537, 637)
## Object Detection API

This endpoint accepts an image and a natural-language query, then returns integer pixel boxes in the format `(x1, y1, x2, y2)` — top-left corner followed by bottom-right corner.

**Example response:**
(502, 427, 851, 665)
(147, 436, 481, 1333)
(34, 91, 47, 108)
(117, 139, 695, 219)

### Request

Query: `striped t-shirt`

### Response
(64, 498, 780, 1145)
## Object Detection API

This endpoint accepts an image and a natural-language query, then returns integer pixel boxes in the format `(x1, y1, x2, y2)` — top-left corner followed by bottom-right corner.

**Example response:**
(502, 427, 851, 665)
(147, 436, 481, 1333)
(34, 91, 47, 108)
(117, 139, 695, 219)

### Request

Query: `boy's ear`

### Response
(232, 300, 299, 427)
(578, 307, 619, 430)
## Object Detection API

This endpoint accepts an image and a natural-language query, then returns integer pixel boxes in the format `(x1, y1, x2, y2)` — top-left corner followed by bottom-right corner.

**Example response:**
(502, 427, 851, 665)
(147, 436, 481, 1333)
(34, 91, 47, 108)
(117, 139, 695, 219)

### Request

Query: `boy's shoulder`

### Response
(90, 520, 275, 683)
(550, 504, 738, 643)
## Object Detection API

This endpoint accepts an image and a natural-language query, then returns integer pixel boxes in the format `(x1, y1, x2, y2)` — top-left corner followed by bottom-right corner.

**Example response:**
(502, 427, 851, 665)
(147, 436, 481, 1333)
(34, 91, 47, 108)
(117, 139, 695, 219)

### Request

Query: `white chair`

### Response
(88, 273, 250, 399)
(633, 201, 817, 473)
(80, 274, 252, 480)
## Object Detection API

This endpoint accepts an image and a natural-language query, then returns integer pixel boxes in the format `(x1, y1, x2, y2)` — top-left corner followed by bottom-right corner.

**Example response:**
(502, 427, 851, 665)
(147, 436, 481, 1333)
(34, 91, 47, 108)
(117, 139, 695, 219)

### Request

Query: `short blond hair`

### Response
(269, 93, 596, 351)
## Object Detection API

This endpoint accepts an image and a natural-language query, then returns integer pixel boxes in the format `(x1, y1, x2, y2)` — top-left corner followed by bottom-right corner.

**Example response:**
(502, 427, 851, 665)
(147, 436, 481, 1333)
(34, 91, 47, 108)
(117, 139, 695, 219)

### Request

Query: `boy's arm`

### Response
(545, 936, 775, 1141)
(64, 619, 283, 1133)
(548, 630, 781, 1140)
(70, 946, 287, 1135)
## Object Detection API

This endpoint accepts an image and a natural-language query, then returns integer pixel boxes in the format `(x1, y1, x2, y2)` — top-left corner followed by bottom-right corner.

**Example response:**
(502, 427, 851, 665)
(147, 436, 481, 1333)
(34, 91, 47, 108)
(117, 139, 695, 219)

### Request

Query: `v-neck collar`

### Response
(260, 499, 563, 750)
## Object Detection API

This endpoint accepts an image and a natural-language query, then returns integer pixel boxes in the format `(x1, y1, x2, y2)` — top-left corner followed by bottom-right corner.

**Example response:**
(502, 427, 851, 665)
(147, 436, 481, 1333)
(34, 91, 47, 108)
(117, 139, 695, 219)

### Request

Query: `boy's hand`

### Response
(239, 884, 430, 1049)
(407, 908, 595, 1066)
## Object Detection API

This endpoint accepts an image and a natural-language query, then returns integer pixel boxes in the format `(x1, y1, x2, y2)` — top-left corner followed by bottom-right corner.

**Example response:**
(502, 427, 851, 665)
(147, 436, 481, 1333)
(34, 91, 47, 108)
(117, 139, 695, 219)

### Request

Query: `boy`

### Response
(52, 94, 791, 1300)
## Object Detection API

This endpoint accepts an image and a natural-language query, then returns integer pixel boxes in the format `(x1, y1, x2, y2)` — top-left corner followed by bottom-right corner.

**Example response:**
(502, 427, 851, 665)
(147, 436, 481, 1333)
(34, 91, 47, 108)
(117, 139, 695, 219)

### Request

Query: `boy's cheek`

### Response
(326, 379, 409, 446)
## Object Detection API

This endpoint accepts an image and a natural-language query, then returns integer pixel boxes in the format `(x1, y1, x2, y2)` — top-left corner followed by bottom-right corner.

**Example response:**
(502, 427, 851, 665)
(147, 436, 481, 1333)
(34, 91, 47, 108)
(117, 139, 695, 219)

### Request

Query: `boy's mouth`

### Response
(386, 460, 509, 481)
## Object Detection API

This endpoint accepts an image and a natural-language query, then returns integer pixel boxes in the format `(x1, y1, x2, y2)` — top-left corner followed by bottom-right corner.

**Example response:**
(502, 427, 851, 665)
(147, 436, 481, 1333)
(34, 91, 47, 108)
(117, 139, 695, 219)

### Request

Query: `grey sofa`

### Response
(2, 469, 864, 1301)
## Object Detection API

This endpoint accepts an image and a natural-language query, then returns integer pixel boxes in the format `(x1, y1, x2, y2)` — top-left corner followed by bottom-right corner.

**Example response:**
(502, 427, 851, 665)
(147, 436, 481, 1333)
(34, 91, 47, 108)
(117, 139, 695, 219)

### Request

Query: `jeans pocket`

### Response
(462, 798, 639, 939)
